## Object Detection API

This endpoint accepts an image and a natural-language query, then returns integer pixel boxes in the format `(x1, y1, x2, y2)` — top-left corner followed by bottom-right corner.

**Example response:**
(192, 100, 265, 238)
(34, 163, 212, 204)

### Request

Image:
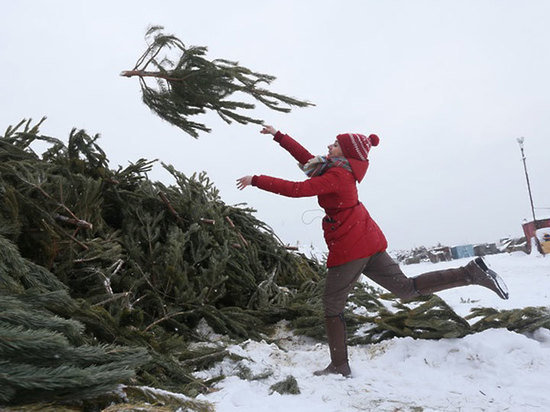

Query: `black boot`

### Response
(413, 257, 509, 300)
(465, 257, 509, 299)
(313, 314, 351, 377)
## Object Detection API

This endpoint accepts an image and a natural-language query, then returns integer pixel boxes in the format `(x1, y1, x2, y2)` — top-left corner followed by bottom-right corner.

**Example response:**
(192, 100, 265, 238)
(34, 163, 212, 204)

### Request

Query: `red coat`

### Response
(251, 132, 387, 267)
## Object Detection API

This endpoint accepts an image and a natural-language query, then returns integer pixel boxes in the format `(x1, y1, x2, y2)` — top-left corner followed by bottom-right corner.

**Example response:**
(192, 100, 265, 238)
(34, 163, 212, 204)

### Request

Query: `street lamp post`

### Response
(517, 137, 537, 224)
(517, 137, 543, 254)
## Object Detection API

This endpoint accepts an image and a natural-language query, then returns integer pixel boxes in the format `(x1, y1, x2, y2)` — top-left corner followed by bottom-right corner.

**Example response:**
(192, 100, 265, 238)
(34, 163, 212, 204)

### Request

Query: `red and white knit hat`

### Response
(336, 133, 380, 161)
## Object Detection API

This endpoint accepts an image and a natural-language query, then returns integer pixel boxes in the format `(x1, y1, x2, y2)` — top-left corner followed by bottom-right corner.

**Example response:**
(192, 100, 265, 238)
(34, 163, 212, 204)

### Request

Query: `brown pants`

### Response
(323, 251, 418, 316)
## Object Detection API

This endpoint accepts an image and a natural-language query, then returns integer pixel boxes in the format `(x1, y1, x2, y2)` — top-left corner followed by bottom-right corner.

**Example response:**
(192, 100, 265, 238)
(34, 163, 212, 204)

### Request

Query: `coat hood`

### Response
(347, 158, 369, 182)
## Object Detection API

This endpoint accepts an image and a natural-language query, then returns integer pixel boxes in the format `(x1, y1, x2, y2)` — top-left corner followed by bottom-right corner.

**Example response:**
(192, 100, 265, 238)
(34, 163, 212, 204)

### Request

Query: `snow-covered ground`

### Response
(194, 252, 550, 412)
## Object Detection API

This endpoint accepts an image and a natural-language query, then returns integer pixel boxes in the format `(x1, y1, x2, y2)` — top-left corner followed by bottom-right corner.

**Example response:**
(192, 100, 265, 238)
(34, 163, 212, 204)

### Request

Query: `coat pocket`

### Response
(322, 216, 344, 245)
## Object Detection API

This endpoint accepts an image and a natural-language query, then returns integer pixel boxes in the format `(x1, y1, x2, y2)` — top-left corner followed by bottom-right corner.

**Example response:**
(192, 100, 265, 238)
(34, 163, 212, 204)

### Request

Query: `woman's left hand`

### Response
(236, 176, 253, 190)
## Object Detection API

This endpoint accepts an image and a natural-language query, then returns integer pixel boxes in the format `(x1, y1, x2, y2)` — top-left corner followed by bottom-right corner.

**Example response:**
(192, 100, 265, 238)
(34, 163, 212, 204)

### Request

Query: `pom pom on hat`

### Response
(336, 133, 380, 161)
(369, 134, 380, 146)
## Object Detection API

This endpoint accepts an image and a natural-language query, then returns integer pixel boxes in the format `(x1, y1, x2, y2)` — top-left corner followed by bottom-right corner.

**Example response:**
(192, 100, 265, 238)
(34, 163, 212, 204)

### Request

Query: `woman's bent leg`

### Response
(363, 252, 508, 300)
(362, 252, 419, 300)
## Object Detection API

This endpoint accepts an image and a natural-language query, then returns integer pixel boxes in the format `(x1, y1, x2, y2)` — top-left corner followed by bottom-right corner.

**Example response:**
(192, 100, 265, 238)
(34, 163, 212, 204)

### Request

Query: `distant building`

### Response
(473, 243, 500, 256)
(451, 244, 475, 260)
(498, 237, 527, 254)
(429, 246, 452, 263)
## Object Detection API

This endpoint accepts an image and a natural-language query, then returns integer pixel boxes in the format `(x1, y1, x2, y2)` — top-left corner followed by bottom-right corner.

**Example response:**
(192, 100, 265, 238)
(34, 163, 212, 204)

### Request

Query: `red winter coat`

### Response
(251, 132, 387, 267)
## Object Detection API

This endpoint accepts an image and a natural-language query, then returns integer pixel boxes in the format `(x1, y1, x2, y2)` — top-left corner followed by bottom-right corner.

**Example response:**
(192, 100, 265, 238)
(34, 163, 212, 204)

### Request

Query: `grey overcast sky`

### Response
(1, 1, 549, 253)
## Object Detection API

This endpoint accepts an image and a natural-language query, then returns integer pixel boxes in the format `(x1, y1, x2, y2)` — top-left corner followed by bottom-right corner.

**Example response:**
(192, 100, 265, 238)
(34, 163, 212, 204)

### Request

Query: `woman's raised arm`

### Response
(261, 125, 314, 165)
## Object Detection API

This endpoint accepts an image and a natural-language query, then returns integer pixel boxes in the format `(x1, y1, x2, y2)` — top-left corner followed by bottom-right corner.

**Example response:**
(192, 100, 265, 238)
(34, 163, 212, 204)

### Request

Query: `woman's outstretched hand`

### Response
(260, 125, 276, 136)
(236, 176, 253, 190)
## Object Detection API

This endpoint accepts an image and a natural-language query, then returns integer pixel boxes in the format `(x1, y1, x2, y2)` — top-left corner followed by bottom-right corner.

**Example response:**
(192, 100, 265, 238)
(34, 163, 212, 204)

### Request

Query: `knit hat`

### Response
(336, 133, 379, 161)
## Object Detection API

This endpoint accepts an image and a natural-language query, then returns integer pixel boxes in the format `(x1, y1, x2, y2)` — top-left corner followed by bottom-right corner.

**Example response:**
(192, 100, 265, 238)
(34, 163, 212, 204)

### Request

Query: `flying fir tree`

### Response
(121, 26, 314, 137)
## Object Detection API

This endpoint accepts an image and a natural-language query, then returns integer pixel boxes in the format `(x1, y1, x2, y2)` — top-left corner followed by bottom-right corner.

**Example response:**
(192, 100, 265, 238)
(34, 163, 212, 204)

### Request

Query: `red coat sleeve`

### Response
(274, 131, 314, 165)
(251, 169, 341, 198)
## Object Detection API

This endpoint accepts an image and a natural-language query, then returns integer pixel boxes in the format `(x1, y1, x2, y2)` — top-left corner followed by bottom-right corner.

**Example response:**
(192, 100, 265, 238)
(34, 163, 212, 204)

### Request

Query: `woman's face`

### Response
(327, 140, 344, 158)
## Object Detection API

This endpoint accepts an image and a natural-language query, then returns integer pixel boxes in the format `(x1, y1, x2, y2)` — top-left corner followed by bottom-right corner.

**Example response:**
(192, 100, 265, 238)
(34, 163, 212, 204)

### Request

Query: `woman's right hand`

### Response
(260, 125, 276, 136)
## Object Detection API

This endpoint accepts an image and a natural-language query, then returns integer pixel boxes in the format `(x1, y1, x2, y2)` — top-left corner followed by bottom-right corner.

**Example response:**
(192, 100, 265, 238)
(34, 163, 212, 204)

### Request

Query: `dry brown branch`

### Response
(120, 70, 184, 82)
(225, 216, 249, 247)
(158, 191, 185, 224)
(54, 213, 93, 230)
(73, 255, 102, 263)
(56, 226, 88, 250)
(23, 179, 80, 221)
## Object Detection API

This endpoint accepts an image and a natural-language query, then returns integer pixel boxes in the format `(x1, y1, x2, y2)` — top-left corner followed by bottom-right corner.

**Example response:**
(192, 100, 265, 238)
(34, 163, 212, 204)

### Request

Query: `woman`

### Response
(237, 125, 509, 377)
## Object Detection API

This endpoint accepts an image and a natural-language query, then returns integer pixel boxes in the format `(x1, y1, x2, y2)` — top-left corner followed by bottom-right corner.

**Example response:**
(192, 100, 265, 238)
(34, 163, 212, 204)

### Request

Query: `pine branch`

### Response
(144, 310, 195, 332)
(122, 26, 314, 137)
